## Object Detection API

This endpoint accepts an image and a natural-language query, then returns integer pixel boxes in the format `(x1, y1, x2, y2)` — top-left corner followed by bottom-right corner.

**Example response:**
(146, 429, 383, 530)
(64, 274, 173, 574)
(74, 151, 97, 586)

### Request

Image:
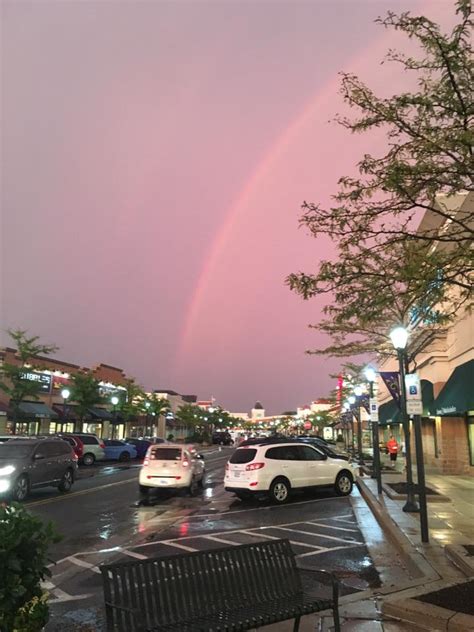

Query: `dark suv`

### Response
(0, 438, 78, 501)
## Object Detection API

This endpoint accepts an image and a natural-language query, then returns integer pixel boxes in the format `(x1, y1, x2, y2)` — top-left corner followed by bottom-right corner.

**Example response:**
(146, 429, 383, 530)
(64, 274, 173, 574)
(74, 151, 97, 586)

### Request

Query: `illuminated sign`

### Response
(20, 371, 52, 393)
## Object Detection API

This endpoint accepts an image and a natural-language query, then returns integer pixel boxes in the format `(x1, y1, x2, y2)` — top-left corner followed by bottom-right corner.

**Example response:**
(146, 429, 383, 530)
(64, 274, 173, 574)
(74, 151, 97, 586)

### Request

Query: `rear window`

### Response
(230, 448, 257, 464)
(80, 436, 98, 445)
(150, 447, 182, 461)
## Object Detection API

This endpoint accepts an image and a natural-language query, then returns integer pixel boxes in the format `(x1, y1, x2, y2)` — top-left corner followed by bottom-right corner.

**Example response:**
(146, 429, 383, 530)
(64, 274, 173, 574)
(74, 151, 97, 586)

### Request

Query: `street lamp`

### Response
(144, 401, 151, 437)
(347, 396, 356, 455)
(111, 395, 119, 440)
(353, 386, 364, 463)
(389, 326, 419, 513)
(364, 367, 382, 494)
(61, 388, 70, 433)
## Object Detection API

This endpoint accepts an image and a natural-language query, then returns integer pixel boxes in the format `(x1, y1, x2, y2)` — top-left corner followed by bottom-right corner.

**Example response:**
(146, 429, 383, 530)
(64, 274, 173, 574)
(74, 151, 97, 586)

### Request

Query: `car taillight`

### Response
(245, 462, 265, 471)
(143, 457, 149, 466)
(99, 441, 105, 449)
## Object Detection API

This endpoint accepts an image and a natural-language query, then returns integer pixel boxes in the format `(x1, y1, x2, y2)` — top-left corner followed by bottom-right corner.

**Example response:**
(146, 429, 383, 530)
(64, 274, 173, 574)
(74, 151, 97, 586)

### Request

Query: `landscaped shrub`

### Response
(0, 502, 60, 632)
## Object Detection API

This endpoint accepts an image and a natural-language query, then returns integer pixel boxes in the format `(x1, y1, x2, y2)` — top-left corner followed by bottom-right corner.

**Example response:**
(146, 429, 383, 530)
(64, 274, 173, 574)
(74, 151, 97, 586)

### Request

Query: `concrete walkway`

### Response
(264, 470, 474, 631)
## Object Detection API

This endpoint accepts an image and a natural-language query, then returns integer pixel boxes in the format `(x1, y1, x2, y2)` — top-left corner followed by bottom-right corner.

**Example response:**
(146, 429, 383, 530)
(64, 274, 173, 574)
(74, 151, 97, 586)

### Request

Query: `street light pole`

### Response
(365, 369, 382, 495)
(144, 401, 151, 438)
(390, 327, 419, 513)
(61, 388, 70, 433)
(354, 386, 364, 464)
(111, 395, 119, 440)
(348, 396, 356, 456)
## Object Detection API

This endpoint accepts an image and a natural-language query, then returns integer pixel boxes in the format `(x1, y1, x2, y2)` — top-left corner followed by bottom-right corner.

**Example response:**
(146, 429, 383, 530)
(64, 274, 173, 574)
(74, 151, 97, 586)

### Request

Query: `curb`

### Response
(356, 476, 438, 581)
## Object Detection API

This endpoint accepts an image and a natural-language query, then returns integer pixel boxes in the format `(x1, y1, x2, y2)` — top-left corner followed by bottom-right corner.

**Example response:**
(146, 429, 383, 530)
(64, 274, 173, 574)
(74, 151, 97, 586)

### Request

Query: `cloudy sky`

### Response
(1, 0, 453, 414)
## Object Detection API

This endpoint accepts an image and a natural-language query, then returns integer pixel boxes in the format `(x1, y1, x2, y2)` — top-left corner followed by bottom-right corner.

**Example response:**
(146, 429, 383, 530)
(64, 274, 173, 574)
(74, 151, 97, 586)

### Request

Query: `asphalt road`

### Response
(26, 448, 381, 631)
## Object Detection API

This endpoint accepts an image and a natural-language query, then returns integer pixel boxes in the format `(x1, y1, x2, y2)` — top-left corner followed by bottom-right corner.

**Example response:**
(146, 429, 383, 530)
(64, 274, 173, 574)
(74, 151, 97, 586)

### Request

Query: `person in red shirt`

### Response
(387, 435, 399, 466)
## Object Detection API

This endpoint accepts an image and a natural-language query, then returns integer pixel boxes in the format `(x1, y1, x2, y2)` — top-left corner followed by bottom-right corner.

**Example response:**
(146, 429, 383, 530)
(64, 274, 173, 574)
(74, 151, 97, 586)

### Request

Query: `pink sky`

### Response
(1, 0, 453, 414)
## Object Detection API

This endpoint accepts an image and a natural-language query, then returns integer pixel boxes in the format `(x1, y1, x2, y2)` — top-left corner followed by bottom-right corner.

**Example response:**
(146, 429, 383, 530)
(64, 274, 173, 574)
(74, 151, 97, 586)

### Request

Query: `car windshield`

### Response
(0, 444, 33, 458)
(150, 447, 181, 461)
(230, 448, 257, 464)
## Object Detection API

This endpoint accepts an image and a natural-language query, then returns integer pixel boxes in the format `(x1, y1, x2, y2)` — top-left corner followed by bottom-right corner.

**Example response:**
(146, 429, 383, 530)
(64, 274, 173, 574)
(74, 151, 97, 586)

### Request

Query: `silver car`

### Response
(0, 437, 78, 501)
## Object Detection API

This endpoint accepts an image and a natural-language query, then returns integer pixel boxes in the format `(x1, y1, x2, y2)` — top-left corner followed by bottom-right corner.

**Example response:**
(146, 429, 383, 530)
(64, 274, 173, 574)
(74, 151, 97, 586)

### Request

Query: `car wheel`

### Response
(12, 475, 29, 501)
(119, 452, 130, 462)
(139, 484, 150, 503)
(82, 453, 95, 466)
(58, 469, 74, 493)
(269, 478, 290, 504)
(335, 471, 353, 496)
(197, 472, 205, 488)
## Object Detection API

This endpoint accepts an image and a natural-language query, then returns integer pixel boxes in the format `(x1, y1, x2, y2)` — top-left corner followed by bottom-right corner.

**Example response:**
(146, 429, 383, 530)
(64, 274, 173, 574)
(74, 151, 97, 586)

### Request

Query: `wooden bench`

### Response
(101, 538, 340, 631)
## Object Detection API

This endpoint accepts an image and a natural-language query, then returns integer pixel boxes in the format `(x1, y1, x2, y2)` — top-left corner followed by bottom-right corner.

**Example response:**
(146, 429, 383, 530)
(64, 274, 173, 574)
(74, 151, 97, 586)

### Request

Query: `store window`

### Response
(467, 417, 474, 467)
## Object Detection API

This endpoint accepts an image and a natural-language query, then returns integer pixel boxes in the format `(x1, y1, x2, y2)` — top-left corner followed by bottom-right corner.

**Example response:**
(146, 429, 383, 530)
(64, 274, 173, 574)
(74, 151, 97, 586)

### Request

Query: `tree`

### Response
(0, 329, 58, 427)
(144, 393, 171, 435)
(287, 1, 473, 361)
(117, 379, 146, 422)
(69, 372, 103, 432)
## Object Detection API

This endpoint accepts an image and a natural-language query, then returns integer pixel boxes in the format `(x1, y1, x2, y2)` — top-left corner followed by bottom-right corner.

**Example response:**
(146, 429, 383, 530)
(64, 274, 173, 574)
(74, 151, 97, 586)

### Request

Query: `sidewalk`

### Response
(266, 470, 473, 631)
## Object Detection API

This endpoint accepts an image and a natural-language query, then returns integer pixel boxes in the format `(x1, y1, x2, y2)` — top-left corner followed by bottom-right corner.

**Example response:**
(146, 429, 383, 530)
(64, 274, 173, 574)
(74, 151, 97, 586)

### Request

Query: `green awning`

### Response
(88, 407, 113, 421)
(421, 379, 435, 416)
(378, 399, 401, 426)
(15, 401, 58, 419)
(433, 360, 474, 417)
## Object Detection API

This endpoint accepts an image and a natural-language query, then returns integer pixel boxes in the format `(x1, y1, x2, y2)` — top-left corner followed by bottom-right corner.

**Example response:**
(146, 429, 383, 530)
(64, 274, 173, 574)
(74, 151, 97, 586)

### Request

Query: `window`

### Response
(300, 445, 325, 461)
(80, 436, 99, 445)
(105, 440, 122, 446)
(265, 446, 301, 461)
(230, 448, 257, 464)
(468, 417, 474, 467)
(0, 444, 33, 458)
(35, 442, 60, 458)
(151, 448, 182, 461)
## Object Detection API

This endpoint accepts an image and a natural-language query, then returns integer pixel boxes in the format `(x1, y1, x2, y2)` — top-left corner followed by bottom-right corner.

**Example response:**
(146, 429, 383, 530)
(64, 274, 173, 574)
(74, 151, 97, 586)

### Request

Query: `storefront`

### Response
(431, 359, 474, 475)
(7, 401, 58, 436)
(82, 407, 113, 438)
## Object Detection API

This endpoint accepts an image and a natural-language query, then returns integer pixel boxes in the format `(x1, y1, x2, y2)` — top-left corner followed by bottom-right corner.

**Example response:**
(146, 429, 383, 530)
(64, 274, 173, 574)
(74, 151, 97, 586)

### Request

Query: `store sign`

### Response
(436, 405, 457, 415)
(52, 375, 70, 390)
(20, 371, 51, 393)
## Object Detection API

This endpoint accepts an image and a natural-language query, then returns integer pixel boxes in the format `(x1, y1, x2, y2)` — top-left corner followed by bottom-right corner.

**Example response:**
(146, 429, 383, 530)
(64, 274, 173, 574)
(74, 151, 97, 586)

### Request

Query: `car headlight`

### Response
(0, 465, 15, 476)
(0, 479, 11, 493)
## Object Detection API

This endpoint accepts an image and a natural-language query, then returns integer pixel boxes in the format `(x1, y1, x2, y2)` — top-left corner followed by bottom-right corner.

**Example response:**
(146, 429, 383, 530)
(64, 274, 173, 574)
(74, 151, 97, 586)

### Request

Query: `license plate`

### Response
(159, 479, 170, 485)
(233, 471, 240, 478)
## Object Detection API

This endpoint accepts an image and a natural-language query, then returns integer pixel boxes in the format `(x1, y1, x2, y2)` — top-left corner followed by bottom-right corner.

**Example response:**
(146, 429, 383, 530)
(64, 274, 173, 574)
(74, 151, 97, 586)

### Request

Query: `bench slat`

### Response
(101, 539, 339, 632)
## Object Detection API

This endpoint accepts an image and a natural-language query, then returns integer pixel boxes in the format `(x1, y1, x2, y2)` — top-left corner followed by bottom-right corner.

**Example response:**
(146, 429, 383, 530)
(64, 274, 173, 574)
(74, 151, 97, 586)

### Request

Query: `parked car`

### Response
(224, 439, 354, 504)
(103, 439, 137, 461)
(0, 436, 14, 443)
(139, 444, 205, 499)
(54, 434, 84, 461)
(125, 438, 152, 459)
(298, 437, 350, 461)
(212, 431, 233, 446)
(0, 437, 78, 501)
(60, 433, 105, 466)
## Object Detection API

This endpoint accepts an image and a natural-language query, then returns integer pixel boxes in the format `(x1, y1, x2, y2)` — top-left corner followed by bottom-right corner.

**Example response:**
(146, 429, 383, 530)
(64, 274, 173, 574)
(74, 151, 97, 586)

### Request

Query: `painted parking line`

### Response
(304, 520, 359, 533)
(297, 543, 364, 559)
(267, 526, 363, 545)
(160, 540, 197, 552)
(25, 477, 136, 507)
(67, 556, 101, 573)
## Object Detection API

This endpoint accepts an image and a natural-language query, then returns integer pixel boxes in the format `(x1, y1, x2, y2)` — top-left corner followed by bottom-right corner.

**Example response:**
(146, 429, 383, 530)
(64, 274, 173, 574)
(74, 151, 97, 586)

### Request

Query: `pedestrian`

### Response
(386, 435, 399, 467)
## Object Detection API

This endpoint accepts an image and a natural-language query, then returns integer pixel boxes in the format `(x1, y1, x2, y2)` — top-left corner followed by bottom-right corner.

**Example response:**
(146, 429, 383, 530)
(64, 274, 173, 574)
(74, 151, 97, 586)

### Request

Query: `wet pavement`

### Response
(25, 449, 402, 631)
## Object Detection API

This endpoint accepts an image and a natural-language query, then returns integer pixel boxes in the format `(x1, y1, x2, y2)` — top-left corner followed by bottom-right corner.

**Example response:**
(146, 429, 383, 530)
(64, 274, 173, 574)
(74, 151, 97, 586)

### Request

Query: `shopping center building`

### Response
(0, 347, 195, 440)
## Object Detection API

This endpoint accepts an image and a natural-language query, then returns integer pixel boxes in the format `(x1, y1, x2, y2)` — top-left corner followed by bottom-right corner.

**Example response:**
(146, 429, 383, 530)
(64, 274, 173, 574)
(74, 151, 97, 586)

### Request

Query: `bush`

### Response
(167, 434, 174, 441)
(0, 502, 60, 632)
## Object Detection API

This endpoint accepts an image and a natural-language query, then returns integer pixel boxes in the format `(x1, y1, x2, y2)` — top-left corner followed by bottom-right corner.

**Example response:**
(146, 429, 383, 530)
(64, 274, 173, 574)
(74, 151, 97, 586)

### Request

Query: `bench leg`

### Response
(293, 616, 301, 632)
(332, 576, 341, 632)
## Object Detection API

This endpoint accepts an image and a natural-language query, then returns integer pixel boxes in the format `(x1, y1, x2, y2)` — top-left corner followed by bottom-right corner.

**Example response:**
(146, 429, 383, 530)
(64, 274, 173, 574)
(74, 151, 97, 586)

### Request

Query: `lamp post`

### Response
(353, 385, 364, 463)
(144, 401, 151, 437)
(61, 388, 70, 433)
(365, 368, 382, 494)
(389, 326, 419, 513)
(111, 395, 119, 440)
(348, 396, 356, 455)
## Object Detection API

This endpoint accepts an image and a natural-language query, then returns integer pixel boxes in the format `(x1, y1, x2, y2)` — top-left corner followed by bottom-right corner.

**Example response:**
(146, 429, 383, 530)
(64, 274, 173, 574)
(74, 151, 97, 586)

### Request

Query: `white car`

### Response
(139, 444, 205, 499)
(224, 440, 354, 503)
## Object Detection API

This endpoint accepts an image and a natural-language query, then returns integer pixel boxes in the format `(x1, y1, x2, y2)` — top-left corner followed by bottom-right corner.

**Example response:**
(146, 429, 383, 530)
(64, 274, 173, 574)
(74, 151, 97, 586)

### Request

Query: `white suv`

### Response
(139, 444, 205, 500)
(224, 440, 354, 503)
